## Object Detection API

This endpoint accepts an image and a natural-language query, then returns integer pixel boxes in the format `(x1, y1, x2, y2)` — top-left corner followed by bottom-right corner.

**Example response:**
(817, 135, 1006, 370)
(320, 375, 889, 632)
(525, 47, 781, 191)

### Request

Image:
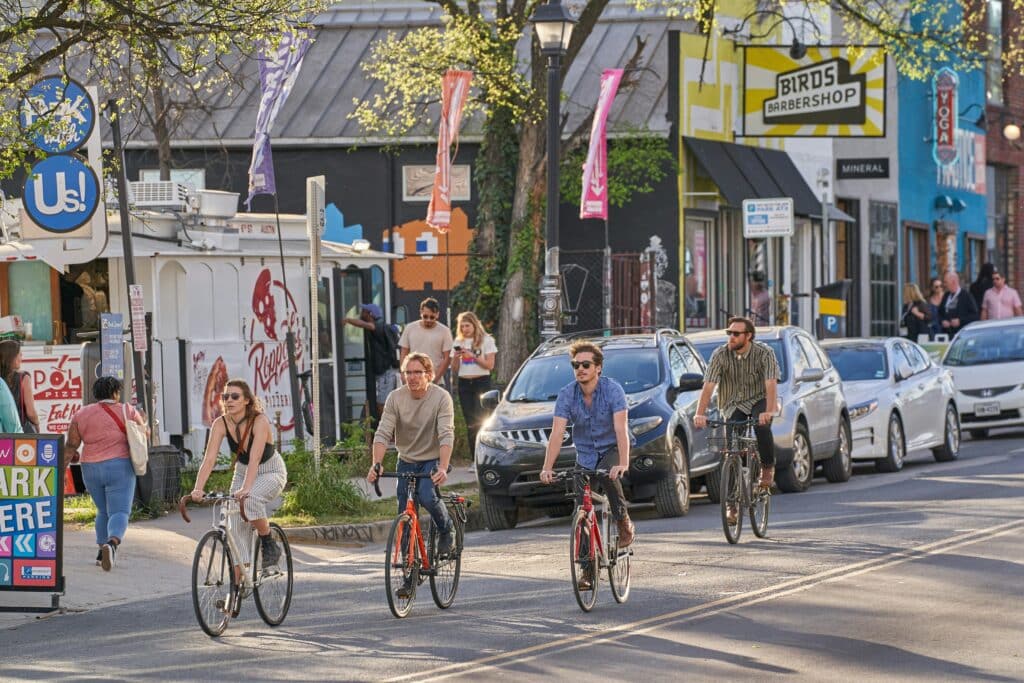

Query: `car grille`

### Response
(499, 427, 573, 446)
(960, 385, 1019, 398)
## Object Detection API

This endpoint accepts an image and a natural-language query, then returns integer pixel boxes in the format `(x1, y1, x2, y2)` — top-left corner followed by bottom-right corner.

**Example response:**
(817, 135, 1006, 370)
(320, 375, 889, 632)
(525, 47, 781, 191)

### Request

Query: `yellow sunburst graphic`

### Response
(742, 46, 887, 138)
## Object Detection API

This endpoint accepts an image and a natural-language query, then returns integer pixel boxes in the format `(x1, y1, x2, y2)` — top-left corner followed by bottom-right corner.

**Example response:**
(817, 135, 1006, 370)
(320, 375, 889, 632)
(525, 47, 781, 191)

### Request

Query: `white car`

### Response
(822, 338, 960, 471)
(942, 318, 1024, 438)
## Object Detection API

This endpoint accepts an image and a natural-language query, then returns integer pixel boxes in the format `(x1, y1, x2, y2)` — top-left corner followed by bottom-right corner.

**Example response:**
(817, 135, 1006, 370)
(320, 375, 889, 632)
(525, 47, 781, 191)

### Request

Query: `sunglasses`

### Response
(726, 330, 747, 337)
(221, 392, 242, 401)
(421, 314, 438, 321)
(571, 360, 596, 370)
(402, 370, 427, 376)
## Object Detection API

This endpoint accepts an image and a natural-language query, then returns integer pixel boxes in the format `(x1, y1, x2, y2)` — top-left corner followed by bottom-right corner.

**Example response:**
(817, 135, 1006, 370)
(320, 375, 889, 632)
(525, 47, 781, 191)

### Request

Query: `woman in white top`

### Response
(451, 312, 497, 458)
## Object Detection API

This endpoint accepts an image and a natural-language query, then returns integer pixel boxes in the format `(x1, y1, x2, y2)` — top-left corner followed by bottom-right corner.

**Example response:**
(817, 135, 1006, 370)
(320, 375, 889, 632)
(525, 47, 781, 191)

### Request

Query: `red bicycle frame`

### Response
(393, 496, 431, 572)
(575, 479, 605, 564)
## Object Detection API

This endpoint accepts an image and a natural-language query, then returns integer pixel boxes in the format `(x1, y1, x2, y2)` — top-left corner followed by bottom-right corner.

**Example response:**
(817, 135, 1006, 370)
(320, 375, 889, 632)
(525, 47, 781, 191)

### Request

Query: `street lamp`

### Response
(531, 0, 575, 340)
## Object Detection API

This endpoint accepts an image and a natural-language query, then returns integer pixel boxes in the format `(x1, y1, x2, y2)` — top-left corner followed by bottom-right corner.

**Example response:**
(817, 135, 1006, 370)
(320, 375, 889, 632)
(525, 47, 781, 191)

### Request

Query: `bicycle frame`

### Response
(576, 478, 608, 569)
(393, 484, 432, 574)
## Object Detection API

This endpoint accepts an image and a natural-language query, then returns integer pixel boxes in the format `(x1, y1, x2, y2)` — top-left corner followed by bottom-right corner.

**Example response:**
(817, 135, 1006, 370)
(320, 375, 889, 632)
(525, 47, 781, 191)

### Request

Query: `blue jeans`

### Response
(80, 457, 136, 546)
(395, 459, 451, 534)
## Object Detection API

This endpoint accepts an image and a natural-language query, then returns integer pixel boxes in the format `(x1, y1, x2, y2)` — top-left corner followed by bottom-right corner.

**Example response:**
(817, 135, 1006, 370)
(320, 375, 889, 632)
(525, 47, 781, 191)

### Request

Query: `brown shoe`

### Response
(725, 505, 738, 525)
(758, 466, 775, 492)
(617, 517, 635, 547)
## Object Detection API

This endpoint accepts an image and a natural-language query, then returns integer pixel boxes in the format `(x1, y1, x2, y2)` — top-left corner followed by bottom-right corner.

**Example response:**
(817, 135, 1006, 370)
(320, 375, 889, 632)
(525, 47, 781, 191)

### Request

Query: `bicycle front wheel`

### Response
(607, 521, 631, 604)
(429, 520, 463, 609)
(253, 523, 294, 626)
(748, 457, 770, 538)
(192, 529, 236, 637)
(570, 510, 598, 612)
(720, 456, 743, 544)
(385, 513, 419, 618)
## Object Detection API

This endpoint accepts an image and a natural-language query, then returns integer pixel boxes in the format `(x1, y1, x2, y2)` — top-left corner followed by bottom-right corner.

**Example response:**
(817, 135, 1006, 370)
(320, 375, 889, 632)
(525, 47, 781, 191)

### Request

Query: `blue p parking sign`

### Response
(19, 77, 96, 154)
(22, 154, 101, 234)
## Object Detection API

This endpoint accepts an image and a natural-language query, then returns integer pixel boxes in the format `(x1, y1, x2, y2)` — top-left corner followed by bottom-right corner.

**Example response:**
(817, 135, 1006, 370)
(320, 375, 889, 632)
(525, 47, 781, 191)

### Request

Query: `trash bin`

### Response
(137, 445, 185, 509)
(815, 280, 853, 339)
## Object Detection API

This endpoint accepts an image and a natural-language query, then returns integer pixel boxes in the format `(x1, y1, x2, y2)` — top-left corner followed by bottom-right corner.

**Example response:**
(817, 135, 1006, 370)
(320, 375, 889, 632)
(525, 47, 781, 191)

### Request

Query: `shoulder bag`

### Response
(99, 403, 149, 476)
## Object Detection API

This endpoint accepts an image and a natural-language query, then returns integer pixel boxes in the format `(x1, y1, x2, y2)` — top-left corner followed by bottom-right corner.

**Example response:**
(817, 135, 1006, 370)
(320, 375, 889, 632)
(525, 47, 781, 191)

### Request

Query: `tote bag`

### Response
(100, 403, 149, 476)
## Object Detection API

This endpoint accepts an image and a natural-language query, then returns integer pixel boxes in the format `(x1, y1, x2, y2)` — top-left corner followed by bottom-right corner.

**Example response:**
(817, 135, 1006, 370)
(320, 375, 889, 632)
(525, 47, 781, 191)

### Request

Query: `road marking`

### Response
(394, 517, 1024, 682)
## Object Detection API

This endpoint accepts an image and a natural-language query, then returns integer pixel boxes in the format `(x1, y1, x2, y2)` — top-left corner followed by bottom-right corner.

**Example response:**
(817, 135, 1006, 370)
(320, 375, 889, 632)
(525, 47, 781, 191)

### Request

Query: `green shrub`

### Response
(280, 443, 368, 518)
(180, 456, 236, 494)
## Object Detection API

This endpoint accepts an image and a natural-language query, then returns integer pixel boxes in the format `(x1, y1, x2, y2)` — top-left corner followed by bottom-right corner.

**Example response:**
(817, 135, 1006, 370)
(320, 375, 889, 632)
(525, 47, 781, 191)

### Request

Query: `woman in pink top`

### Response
(66, 376, 147, 571)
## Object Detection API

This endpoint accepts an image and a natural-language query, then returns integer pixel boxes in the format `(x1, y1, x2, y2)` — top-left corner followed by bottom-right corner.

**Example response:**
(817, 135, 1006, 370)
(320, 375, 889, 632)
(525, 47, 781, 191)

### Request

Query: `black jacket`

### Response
(939, 288, 979, 336)
(902, 301, 932, 341)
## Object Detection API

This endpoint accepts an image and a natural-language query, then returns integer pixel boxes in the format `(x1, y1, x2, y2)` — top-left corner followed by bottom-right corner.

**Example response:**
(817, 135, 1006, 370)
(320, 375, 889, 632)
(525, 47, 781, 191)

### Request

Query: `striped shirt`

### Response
(705, 341, 780, 418)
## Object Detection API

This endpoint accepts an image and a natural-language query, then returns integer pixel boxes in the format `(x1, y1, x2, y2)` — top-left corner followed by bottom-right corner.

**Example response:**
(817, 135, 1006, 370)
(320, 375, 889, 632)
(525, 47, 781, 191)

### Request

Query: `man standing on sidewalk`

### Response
(398, 298, 453, 388)
(343, 303, 400, 417)
(980, 270, 1023, 320)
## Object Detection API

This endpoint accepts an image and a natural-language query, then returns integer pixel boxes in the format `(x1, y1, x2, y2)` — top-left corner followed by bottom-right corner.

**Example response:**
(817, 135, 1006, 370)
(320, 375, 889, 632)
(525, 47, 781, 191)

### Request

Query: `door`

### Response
(669, 342, 713, 469)
(792, 333, 830, 449)
(683, 214, 712, 331)
(331, 266, 369, 428)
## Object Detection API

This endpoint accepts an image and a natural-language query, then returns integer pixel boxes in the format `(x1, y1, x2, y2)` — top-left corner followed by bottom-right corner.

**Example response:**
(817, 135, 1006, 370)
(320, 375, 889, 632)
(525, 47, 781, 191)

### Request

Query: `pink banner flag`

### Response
(427, 70, 473, 232)
(580, 69, 624, 220)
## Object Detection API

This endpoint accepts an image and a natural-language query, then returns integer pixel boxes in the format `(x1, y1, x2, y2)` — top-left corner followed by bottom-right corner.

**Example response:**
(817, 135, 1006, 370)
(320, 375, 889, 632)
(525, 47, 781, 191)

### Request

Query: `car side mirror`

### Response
(480, 389, 500, 412)
(894, 365, 913, 381)
(677, 373, 704, 392)
(797, 368, 825, 383)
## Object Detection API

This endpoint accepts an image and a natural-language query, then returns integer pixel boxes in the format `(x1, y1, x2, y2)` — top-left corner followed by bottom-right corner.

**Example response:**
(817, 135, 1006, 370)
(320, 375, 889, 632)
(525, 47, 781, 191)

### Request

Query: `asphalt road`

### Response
(3, 431, 1023, 682)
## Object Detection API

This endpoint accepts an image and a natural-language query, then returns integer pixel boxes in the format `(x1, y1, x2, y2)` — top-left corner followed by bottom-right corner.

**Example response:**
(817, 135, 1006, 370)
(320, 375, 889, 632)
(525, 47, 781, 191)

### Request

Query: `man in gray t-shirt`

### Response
(398, 297, 453, 385)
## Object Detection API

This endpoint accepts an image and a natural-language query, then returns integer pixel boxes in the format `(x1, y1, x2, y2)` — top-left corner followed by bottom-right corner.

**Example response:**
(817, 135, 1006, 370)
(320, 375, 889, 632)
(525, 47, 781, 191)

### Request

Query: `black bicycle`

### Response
(706, 418, 770, 544)
(373, 464, 469, 618)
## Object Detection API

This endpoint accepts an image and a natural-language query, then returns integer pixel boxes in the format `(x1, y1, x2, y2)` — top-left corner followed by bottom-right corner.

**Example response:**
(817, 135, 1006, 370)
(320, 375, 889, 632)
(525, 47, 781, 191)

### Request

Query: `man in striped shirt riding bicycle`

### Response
(694, 317, 780, 523)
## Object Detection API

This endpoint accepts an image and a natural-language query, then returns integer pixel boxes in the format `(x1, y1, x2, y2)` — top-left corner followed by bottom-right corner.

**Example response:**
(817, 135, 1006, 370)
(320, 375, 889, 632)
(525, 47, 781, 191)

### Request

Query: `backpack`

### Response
(383, 323, 401, 368)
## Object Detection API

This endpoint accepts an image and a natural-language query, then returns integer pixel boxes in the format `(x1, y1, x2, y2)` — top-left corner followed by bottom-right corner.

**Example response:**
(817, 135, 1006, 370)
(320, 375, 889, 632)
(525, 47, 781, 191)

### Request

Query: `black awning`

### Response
(683, 136, 820, 217)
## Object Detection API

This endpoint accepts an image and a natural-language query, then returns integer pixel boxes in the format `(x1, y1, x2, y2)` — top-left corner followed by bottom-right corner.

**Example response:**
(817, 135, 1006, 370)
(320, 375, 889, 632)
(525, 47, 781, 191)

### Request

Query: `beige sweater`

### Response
(373, 384, 454, 462)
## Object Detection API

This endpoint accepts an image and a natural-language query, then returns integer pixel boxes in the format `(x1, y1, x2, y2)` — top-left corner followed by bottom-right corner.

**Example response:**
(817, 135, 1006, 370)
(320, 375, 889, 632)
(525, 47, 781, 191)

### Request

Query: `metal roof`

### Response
(124, 1, 685, 148)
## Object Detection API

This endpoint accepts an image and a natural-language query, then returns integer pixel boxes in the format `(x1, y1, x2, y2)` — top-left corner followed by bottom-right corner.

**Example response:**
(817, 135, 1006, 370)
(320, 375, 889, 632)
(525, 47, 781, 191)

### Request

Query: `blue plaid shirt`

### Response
(553, 376, 627, 469)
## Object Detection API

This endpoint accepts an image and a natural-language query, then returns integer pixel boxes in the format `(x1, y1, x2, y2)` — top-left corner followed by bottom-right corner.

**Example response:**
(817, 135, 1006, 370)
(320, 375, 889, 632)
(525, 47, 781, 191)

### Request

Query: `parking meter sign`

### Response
(19, 77, 96, 154)
(22, 154, 101, 234)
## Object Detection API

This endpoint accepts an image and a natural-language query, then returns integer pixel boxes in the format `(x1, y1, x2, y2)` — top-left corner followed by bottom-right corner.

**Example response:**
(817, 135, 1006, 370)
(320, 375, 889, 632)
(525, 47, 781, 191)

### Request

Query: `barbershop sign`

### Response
(742, 46, 887, 137)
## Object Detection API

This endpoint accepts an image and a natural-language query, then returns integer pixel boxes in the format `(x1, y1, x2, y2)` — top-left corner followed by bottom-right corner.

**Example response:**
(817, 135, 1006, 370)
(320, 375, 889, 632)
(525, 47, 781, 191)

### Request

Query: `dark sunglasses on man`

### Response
(570, 360, 596, 370)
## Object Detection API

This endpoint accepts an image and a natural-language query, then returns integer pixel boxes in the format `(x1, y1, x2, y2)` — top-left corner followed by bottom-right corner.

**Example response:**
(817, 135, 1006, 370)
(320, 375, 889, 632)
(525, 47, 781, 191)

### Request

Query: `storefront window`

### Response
(869, 202, 898, 337)
(8, 261, 53, 342)
(60, 262, 111, 343)
(683, 216, 709, 329)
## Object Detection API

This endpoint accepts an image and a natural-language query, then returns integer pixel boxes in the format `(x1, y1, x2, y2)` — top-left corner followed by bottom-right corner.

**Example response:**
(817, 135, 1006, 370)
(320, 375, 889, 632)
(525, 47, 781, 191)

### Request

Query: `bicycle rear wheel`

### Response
(720, 455, 743, 544)
(253, 523, 294, 626)
(192, 529, 236, 637)
(748, 457, 770, 538)
(385, 513, 419, 618)
(428, 519, 463, 609)
(607, 521, 631, 603)
(570, 510, 599, 612)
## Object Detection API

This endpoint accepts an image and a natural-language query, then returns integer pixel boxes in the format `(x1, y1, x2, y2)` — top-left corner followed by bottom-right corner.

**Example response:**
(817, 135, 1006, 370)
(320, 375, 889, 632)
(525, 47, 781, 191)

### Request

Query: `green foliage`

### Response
(279, 443, 367, 518)
(180, 463, 236, 495)
(560, 133, 676, 209)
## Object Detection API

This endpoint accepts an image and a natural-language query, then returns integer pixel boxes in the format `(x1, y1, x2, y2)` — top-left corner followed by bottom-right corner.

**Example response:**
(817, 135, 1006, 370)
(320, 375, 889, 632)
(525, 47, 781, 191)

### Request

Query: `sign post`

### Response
(306, 176, 325, 472)
(742, 198, 795, 238)
(0, 435, 65, 613)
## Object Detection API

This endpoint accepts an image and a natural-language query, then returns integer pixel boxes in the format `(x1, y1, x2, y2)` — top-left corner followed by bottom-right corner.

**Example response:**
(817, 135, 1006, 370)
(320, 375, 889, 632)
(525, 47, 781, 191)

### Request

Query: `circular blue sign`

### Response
(19, 76, 96, 154)
(22, 154, 101, 233)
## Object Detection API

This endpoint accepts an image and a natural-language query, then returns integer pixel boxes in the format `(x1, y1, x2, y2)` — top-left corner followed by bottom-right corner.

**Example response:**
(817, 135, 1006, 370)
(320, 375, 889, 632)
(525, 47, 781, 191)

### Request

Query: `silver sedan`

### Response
(821, 338, 960, 471)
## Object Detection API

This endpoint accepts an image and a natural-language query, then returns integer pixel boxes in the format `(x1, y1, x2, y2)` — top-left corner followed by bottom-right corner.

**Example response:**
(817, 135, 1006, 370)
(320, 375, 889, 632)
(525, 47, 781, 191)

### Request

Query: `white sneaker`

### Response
(100, 543, 117, 571)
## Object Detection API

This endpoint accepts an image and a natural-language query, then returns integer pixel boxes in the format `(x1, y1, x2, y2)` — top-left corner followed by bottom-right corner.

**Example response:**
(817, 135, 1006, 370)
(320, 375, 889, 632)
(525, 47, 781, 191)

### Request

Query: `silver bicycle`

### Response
(179, 494, 294, 637)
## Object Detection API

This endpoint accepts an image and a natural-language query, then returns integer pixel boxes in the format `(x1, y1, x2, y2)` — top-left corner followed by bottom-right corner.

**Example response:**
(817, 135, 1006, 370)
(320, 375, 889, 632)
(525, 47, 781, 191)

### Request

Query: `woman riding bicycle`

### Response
(190, 378, 287, 568)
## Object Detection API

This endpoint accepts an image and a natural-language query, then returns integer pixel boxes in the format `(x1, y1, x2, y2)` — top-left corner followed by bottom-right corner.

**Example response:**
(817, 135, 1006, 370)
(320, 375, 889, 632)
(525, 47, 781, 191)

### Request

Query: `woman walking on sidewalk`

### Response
(190, 379, 287, 569)
(65, 376, 147, 571)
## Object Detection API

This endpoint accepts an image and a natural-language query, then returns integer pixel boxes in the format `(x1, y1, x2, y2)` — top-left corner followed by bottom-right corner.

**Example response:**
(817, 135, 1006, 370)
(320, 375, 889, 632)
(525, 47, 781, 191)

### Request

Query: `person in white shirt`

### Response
(981, 270, 1024, 320)
(451, 311, 497, 458)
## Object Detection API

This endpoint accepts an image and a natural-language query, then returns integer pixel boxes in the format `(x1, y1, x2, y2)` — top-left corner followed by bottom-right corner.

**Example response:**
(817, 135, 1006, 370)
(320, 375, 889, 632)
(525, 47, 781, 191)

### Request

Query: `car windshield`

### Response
(506, 348, 662, 402)
(943, 325, 1024, 366)
(692, 338, 788, 382)
(825, 347, 888, 381)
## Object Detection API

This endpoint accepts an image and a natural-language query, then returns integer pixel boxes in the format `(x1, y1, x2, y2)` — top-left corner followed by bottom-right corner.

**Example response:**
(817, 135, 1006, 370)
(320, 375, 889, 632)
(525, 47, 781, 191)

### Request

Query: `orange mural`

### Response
(384, 208, 474, 291)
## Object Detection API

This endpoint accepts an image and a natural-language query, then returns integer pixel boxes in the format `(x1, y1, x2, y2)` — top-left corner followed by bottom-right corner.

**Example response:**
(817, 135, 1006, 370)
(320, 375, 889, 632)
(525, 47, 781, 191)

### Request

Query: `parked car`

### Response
(688, 326, 852, 492)
(941, 318, 1024, 438)
(821, 338, 960, 471)
(474, 329, 717, 530)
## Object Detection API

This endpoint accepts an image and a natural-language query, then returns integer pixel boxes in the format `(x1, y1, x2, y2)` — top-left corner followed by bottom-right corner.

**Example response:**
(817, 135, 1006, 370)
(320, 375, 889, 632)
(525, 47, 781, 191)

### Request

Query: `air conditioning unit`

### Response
(127, 181, 190, 210)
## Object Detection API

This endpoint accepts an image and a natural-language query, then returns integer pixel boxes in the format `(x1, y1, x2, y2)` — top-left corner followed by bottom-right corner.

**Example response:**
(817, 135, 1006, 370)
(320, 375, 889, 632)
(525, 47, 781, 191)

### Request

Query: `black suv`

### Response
(474, 329, 720, 530)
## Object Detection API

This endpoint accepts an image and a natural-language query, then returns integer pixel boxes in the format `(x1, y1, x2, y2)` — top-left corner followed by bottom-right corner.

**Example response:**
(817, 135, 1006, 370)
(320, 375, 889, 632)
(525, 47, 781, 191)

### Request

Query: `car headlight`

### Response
(849, 400, 878, 420)
(477, 431, 512, 451)
(629, 415, 663, 436)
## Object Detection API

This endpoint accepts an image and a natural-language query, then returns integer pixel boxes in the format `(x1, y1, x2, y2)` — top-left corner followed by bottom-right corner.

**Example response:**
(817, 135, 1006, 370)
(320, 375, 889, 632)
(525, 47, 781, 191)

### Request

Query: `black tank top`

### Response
(223, 416, 275, 465)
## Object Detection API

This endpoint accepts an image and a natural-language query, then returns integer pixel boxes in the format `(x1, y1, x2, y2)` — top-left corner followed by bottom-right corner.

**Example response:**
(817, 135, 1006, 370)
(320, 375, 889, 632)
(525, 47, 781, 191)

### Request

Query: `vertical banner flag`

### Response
(580, 69, 624, 220)
(246, 31, 313, 209)
(426, 70, 473, 232)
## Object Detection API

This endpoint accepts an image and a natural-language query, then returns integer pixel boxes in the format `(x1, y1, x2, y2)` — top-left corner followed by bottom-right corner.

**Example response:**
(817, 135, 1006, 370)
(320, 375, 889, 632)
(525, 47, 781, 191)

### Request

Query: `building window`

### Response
(964, 234, 987, 282)
(903, 222, 930, 290)
(987, 0, 1004, 104)
(869, 201, 898, 337)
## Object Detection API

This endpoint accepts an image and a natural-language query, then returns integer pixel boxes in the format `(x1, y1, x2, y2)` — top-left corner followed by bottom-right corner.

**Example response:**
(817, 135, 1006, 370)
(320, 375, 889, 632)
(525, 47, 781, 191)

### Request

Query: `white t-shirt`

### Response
(398, 320, 453, 373)
(452, 334, 498, 378)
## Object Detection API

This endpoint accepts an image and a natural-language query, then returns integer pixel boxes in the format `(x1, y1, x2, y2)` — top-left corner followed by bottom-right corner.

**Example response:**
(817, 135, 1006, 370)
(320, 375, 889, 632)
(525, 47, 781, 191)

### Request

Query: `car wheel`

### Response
(823, 417, 853, 483)
(703, 470, 723, 504)
(968, 428, 989, 440)
(876, 412, 906, 473)
(654, 436, 691, 517)
(479, 490, 518, 531)
(776, 422, 813, 493)
(932, 403, 961, 462)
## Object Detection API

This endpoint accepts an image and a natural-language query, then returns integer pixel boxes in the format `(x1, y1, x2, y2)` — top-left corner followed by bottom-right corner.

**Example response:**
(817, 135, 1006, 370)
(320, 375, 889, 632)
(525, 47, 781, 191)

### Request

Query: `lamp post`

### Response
(531, 0, 575, 340)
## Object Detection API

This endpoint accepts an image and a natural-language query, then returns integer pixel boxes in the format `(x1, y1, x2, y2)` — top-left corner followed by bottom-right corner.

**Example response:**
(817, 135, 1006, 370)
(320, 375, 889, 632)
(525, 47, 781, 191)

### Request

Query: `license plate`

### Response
(975, 402, 1000, 417)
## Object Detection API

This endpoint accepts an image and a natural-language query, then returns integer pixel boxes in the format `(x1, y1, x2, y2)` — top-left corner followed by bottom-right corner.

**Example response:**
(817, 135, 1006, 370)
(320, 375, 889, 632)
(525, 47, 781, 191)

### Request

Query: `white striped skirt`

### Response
(231, 452, 287, 520)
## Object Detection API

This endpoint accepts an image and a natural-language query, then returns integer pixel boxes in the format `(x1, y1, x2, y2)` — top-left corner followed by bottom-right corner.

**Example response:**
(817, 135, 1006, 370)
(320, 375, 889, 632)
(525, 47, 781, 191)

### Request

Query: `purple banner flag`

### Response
(246, 31, 313, 209)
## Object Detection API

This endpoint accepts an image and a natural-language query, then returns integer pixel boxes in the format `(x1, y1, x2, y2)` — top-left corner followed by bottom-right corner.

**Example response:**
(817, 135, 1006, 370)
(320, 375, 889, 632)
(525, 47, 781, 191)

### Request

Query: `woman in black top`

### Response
(190, 378, 287, 569)
(970, 263, 995, 309)
(901, 283, 932, 342)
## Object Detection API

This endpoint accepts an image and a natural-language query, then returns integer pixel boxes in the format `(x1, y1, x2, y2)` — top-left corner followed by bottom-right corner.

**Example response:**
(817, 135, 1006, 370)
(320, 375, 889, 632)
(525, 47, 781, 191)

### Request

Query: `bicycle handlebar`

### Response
(701, 417, 760, 429)
(178, 493, 250, 524)
(371, 462, 452, 498)
(552, 467, 612, 481)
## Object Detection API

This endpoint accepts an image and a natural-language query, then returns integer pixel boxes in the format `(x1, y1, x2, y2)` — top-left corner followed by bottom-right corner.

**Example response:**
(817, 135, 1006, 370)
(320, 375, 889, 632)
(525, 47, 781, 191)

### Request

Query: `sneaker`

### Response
(616, 517, 635, 548)
(395, 576, 415, 600)
(260, 536, 282, 569)
(577, 565, 593, 591)
(100, 543, 116, 571)
(436, 529, 454, 557)
(230, 586, 242, 618)
(95, 548, 102, 567)
(726, 504, 739, 525)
